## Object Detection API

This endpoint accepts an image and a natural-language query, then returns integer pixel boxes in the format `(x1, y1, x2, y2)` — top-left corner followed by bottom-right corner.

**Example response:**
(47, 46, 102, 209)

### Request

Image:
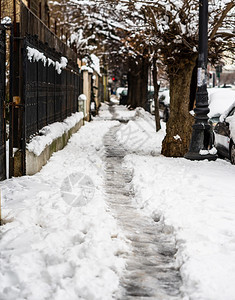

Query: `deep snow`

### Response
(1, 103, 235, 300)
(116, 105, 235, 300)
(0, 118, 129, 300)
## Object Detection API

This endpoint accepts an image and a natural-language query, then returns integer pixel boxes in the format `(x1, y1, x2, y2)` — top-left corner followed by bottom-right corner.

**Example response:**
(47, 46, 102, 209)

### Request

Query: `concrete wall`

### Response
(25, 118, 84, 176)
(82, 70, 92, 121)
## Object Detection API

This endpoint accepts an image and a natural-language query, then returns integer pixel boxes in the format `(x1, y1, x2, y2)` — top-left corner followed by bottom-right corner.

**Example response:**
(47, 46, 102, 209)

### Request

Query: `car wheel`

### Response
(230, 142, 235, 165)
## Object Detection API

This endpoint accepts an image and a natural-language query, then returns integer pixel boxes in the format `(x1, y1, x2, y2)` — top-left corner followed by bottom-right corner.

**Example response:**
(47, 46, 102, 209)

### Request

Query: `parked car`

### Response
(119, 88, 128, 105)
(150, 88, 170, 122)
(116, 87, 126, 99)
(208, 88, 235, 128)
(213, 102, 235, 164)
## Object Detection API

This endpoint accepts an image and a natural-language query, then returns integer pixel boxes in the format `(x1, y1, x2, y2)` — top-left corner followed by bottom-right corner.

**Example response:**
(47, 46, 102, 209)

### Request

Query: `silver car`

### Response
(214, 102, 235, 164)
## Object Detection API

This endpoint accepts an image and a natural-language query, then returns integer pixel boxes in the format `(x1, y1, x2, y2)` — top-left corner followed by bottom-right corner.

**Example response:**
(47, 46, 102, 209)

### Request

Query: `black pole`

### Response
(185, 0, 217, 161)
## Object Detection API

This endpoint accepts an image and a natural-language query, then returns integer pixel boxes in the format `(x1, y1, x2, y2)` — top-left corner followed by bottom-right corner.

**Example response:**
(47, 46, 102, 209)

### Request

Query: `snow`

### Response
(1, 103, 235, 299)
(95, 103, 113, 120)
(27, 47, 47, 66)
(90, 54, 101, 76)
(116, 107, 165, 155)
(27, 112, 84, 156)
(199, 147, 217, 155)
(1, 17, 11, 24)
(0, 117, 128, 300)
(114, 106, 235, 300)
(27, 47, 68, 74)
(223, 64, 235, 72)
(174, 134, 181, 141)
(94, 103, 136, 121)
(220, 101, 235, 122)
(55, 57, 68, 75)
(81, 66, 93, 73)
(116, 87, 126, 99)
(114, 105, 136, 120)
(78, 94, 87, 101)
(124, 154, 235, 300)
(208, 88, 235, 118)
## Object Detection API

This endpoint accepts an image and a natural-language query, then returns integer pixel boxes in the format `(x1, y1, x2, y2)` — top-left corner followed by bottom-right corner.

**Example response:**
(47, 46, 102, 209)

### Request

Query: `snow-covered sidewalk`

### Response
(1, 103, 235, 300)
(0, 116, 128, 300)
(116, 107, 235, 300)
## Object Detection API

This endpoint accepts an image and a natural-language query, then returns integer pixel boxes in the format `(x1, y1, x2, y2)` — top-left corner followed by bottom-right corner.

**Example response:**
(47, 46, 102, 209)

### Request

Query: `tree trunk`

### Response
(189, 64, 197, 111)
(140, 51, 149, 110)
(152, 57, 161, 131)
(127, 58, 141, 108)
(127, 55, 148, 109)
(161, 60, 196, 157)
(127, 70, 136, 108)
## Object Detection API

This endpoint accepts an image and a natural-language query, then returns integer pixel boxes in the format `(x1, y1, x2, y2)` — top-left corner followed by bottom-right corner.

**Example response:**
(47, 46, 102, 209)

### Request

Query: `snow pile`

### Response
(27, 112, 84, 156)
(0, 120, 128, 300)
(27, 46, 68, 74)
(124, 155, 235, 300)
(114, 104, 235, 299)
(114, 105, 136, 120)
(199, 147, 217, 155)
(78, 94, 87, 101)
(116, 107, 166, 155)
(94, 103, 114, 120)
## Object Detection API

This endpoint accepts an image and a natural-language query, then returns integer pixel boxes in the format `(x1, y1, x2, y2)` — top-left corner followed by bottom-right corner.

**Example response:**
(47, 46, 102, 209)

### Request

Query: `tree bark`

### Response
(140, 50, 149, 109)
(161, 59, 196, 157)
(152, 57, 161, 131)
(127, 58, 140, 108)
(189, 64, 197, 111)
(127, 55, 148, 109)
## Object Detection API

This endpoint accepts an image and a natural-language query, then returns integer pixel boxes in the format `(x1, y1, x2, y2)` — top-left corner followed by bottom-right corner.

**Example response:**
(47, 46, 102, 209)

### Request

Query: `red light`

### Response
(112, 77, 115, 81)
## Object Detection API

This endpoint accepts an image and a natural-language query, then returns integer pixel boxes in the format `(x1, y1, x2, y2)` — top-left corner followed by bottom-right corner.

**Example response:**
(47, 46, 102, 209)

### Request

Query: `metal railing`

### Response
(23, 34, 83, 141)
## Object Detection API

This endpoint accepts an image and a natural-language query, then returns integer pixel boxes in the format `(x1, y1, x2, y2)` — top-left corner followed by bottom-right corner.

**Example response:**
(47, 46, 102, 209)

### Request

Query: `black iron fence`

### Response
(23, 34, 83, 141)
(0, 26, 6, 180)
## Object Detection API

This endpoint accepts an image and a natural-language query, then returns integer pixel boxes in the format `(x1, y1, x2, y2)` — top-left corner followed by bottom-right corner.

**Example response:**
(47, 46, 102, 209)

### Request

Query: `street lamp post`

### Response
(185, 0, 217, 161)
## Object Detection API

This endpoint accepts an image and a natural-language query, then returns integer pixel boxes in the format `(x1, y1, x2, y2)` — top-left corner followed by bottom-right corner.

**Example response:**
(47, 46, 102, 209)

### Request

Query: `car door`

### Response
(214, 120, 231, 158)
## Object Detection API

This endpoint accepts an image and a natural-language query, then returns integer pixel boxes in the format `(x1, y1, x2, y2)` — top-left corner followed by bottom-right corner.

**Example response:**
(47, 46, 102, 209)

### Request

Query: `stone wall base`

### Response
(14, 119, 84, 176)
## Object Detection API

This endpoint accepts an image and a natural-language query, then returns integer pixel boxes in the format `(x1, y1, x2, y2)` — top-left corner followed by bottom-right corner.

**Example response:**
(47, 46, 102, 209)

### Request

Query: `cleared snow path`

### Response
(0, 118, 128, 300)
(103, 104, 182, 299)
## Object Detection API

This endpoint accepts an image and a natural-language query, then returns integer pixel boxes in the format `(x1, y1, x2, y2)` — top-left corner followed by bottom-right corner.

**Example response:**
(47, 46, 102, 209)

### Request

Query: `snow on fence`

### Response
(1, 3, 86, 179)
(23, 34, 83, 141)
